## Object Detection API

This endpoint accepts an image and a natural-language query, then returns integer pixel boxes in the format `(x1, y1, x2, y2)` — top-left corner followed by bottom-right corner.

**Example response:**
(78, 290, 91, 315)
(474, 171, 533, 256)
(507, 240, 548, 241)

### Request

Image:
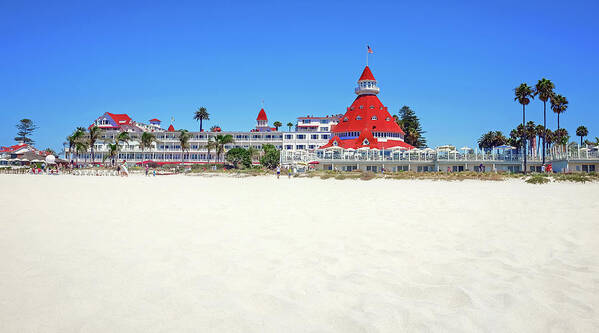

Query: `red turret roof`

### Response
(332, 95, 404, 134)
(167, 124, 175, 132)
(359, 66, 376, 81)
(319, 130, 414, 150)
(257, 108, 268, 121)
(149, 118, 161, 122)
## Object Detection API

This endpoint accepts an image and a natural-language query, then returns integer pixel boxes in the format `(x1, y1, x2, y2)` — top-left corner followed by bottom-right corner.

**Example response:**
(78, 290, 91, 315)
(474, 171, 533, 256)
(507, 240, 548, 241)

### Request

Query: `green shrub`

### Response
(526, 175, 550, 184)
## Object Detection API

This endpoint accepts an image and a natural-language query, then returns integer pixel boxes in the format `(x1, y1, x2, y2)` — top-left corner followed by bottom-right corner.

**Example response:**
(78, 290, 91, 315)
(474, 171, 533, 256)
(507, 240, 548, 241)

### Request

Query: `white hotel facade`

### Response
(65, 110, 340, 164)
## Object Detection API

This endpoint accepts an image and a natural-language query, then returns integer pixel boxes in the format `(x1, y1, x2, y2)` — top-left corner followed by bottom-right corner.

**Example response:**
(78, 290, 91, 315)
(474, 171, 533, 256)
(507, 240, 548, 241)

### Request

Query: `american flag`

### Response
(367, 45, 373, 54)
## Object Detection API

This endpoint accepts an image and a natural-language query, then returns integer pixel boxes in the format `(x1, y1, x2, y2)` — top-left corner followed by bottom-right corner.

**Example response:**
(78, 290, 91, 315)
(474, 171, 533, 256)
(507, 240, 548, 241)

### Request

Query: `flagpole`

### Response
(366, 46, 368, 67)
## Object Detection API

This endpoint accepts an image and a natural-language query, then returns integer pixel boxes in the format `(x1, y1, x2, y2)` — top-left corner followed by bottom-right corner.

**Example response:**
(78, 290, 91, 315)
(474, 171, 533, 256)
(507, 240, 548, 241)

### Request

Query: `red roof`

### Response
(106, 113, 132, 125)
(0, 143, 28, 153)
(167, 124, 175, 132)
(359, 66, 376, 81)
(149, 118, 161, 122)
(333, 95, 404, 134)
(257, 108, 268, 121)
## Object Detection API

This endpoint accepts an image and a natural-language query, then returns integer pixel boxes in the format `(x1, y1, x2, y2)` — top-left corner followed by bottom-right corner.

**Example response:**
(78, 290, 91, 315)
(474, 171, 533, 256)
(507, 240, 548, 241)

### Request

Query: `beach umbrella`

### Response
(45, 155, 56, 164)
(308, 161, 319, 165)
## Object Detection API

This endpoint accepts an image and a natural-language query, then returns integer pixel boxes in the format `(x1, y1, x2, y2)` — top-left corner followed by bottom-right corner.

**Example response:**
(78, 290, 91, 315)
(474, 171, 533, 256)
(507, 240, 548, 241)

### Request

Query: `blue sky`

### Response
(1, 0, 598, 152)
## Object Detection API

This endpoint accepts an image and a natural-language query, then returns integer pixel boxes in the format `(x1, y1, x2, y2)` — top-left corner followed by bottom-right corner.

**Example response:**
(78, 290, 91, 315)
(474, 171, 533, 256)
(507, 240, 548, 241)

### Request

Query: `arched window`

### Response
(371, 116, 377, 120)
(385, 117, 390, 121)
(369, 106, 375, 109)
(333, 141, 338, 146)
(363, 139, 369, 145)
(356, 116, 362, 120)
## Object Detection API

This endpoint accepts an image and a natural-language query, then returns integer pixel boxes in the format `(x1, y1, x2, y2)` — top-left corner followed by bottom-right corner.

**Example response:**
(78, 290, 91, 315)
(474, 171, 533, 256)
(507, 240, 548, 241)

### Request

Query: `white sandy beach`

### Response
(1, 174, 598, 332)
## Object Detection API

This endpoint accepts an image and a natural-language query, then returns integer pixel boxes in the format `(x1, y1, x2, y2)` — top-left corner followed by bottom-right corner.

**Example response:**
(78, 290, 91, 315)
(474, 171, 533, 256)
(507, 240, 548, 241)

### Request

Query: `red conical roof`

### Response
(256, 108, 268, 121)
(333, 95, 404, 134)
(167, 124, 175, 132)
(359, 66, 376, 81)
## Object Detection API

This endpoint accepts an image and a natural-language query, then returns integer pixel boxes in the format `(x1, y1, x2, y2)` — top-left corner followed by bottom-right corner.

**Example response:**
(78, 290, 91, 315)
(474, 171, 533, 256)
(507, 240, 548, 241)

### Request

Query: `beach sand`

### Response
(1, 174, 598, 332)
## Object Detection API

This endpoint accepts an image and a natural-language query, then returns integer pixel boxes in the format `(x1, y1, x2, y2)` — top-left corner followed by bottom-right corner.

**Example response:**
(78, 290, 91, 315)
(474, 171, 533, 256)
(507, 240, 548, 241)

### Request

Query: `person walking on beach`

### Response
(276, 165, 281, 179)
(288, 167, 292, 179)
(145, 165, 149, 176)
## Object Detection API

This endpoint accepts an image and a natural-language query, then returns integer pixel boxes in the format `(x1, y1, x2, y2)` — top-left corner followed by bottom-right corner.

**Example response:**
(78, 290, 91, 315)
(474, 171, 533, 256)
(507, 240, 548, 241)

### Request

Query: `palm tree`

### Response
(115, 131, 130, 147)
(534, 78, 555, 165)
(286, 122, 294, 131)
(103, 143, 119, 166)
(214, 134, 234, 163)
(554, 128, 569, 151)
(140, 132, 156, 160)
(576, 126, 588, 146)
(178, 129, 191, 163)
(75, 141, 89, 165)
(193, 107, 210, 132)
(535, 124, 545, 156)
(88, 125, 103, 164)
(206, 136, 217, 164)
(273, 121, 282, 131)
(66, 127, 85, 162)
(515, 83, 534, 173)
(550, 94, 568, 130)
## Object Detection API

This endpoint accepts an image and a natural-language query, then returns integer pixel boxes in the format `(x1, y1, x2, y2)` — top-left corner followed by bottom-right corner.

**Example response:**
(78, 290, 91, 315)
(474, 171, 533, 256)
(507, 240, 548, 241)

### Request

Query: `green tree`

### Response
(273, 121, 282, 131)
(478, 131, 507, 152)
(514, 83, 534, 173)
(193, 107, 210, 132)
(214, 134, 234, 162)
(103, 143, 119, 166)
(115, 131, 130, 148)
(576, 126, 588, 146)
(140, 132, 156, 159)
(225, 147, 251, 168)
(534, 78, 555, 164)
(44, 148, 56, 156)
(15, 119, 38, 144)
(396, 106, 426, 148)
(210, 125, 221, 132)
(66, 127, 85, 162)
(286, 122, 294, 131)
(75, 141, 89, 164)
(88, 125, 103, 164)
(535, 124, 545, 156)
(260, 144, 280, 169)
(550, 94, 568, 130)
(206, 137, 217, 164)
(178, 130, 191, 163)
(247, 146, 259, 163)
(554, 128, 569, 150)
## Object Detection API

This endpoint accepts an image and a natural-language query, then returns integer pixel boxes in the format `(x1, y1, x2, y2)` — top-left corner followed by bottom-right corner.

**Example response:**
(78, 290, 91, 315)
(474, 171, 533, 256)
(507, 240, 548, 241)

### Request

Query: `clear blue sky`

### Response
(1, 0, 598, 152)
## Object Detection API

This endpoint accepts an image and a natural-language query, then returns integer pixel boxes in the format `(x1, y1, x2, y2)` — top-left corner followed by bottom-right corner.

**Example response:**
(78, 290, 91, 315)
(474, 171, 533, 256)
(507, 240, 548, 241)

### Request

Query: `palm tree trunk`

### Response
(200, 119, 203, 132)
(557, 114, 560, 130)
(542, 101, 546, 165)
(522, 104, 527, 174)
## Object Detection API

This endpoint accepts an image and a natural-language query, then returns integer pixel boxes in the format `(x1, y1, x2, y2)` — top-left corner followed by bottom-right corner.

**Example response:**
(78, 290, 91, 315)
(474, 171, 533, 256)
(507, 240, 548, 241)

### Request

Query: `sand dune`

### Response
(1, 174, 598, 332)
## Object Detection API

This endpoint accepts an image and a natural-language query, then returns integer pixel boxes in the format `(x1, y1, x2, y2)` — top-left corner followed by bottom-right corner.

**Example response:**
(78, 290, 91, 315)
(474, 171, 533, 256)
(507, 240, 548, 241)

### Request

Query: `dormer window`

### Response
(356, 116, 362, 120)
(369, 106, 375, 109)
(343, 117, 349, 122)
(385, 117, 390, 121)
(362, 139, 369, 145)
(350, 107, 354, 110)
(359, 105, 364, 109)
(371, 116, 377, 120)
(333, 141, 338, 146)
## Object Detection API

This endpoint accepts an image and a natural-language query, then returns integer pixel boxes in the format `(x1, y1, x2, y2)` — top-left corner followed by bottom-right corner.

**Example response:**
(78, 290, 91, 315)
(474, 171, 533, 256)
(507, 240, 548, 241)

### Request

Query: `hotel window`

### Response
(285, 145, 293, 149)
(311, 134, 318, 139)
(322, 135, 329, 139)
(319, 127, 327, 131)
(350, 107, 354, 110)
(285, 134, 293, 139)
(386, 117, 390, 121)
(297, 134, 306, 139)
(309, 145, 316, 149)
(371, 116, 377, 120)
(296, 145, 305, 149)
(359, 106, 364, 109)
(302, 119, 311, 124)
(344, 117, 349, 122)
(370, 106, 374, 109)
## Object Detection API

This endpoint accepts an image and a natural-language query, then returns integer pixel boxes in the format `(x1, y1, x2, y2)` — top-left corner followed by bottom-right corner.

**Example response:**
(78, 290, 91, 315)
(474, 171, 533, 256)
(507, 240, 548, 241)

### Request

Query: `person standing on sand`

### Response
(145, 165, 149, 176)
(288, 167, 292, 179)
(276, 166, 281, 179)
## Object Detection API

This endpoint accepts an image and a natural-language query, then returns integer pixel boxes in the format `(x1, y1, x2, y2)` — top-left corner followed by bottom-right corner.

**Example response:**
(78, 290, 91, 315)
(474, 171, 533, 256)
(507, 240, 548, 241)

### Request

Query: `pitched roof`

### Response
(106, 113, 132, 125)
(359, 66, 376, 81)
(167, 124, 175, 132)
(318, 131, 414, 150)
(332, 95, 404, 134)
(149, 118, 161, 122)
(256, 108, 268, 121)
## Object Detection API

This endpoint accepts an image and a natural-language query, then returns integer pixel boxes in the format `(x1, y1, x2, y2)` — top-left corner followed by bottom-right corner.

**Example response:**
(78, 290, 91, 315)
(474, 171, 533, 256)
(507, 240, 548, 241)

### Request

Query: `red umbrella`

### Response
(308, 161, 320, 165)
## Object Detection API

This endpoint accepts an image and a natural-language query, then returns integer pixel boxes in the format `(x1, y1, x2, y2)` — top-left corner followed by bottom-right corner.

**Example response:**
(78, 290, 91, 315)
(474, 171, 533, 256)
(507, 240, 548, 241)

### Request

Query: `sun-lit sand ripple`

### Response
(0, 174, 598, 332)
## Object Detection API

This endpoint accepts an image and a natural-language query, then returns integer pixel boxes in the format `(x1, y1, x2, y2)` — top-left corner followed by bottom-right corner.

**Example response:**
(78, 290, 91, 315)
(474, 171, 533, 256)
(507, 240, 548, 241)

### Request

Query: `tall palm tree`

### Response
(214, 134, 234, 163)
(66, 127, 85, 162)
(206, 136, 217, 164)
(103, 143, 119, 166)
(515, 83, 534, 173)
(193, 107, 210, 132)
(115, 131, 130, 147)
(140, 132, 156, 160)
(178, 130, 191, 163)
(273, 121, 282, 131)
(88, 125, 103, 164)
(75, 141, 89, 165)
(576, 126, 588, 146)
(534, 78, 555, 165)
(550, 94, 568, 130)
(286, 122, 294, 131)
(535, 124, 545, 156)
